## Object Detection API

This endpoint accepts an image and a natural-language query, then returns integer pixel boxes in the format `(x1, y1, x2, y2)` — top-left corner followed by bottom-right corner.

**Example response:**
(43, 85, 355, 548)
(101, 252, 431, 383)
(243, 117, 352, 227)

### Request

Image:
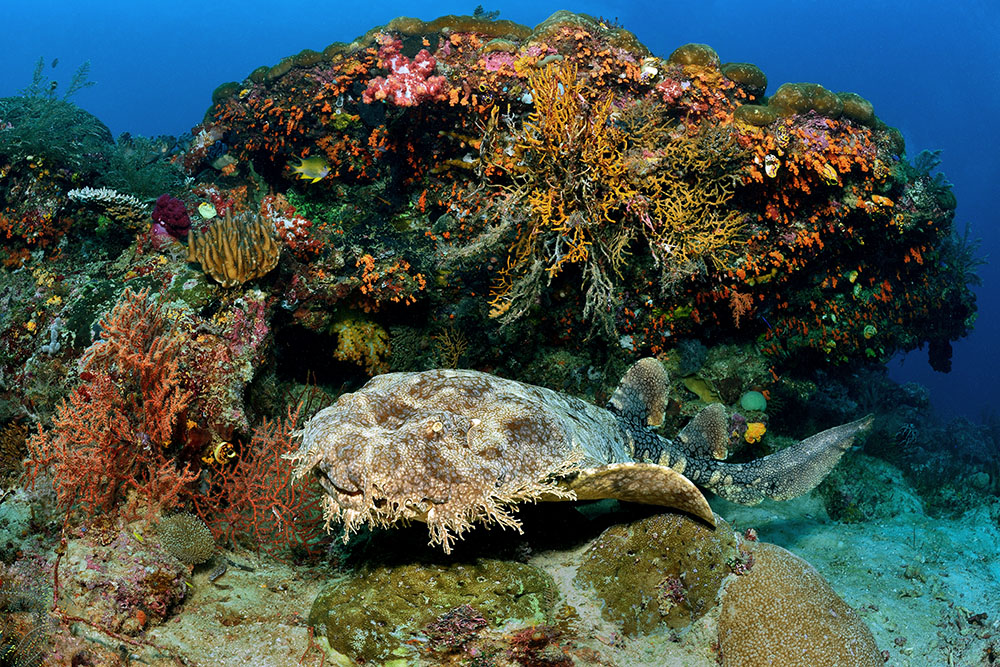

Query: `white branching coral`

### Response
(68, 186, 148, 230)
(67, 186, 144, 208)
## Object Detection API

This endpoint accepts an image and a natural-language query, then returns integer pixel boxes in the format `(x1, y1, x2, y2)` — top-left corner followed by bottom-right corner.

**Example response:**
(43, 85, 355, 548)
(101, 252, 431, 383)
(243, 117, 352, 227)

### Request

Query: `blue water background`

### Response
(1, 1, 997, 421)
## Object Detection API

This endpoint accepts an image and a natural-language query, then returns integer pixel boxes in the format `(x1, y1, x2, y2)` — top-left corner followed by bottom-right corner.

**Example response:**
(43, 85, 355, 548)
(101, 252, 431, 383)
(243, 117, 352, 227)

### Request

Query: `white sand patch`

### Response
(713, 490, 1000, 666)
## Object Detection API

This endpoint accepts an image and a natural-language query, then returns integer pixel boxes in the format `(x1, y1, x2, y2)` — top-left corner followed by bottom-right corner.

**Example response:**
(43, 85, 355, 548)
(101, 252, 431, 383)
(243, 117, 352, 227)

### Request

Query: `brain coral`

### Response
(158, 512, 216, 564)
(718, 542, 881, 666)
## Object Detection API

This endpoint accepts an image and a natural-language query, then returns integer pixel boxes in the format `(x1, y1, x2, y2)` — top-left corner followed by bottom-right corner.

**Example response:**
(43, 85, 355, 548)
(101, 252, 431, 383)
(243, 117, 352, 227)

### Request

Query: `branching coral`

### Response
(24, 288, 196, 519)
(68, 186, 148, 231)
(187, 405, 327, 558)
(618, 103, 747, 275)
(484, 59, 631, 323)
(483, 60, 748, 331)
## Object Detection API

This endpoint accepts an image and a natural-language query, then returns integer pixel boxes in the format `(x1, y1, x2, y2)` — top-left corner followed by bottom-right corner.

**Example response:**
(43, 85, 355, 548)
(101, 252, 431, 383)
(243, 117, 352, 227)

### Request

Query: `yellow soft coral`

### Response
(331, 318, 390, 375)
(744, 422, 766, 443)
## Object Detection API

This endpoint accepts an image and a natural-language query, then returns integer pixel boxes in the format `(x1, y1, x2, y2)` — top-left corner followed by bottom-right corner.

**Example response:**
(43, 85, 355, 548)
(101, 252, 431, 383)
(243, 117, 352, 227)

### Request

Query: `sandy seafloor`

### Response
(113, 468, 998, 666)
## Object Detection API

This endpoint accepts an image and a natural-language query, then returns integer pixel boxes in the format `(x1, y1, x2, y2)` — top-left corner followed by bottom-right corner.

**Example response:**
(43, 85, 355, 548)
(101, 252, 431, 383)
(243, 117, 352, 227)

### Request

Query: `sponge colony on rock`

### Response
(718, 542, 882, 666)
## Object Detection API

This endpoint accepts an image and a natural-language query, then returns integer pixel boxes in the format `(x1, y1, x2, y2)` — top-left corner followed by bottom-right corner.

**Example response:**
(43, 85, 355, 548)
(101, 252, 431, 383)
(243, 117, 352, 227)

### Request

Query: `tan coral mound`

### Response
(718, 542, 882, 666)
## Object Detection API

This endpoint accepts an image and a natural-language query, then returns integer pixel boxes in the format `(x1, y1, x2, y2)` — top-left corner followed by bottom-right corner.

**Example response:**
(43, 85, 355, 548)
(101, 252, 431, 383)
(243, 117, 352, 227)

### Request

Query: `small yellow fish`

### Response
(201, 441, 236, 465)
(819, 162, 838, 183)
(197, 202, 217, 219)
(290, 155, 331, 184)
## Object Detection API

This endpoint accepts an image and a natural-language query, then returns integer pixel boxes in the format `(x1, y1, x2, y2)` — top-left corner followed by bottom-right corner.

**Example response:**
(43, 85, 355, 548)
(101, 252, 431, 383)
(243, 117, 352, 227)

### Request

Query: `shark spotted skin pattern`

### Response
(289, 358, 872, 552)
(606, 358, 873, 504)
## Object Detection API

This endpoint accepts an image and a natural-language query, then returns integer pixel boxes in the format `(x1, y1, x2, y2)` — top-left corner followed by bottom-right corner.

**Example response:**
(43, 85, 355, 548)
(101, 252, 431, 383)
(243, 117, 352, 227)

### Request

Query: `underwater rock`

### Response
(59, 521, 188, 635)
(308, 558, 555, 664)
(575, 512, 739, 634)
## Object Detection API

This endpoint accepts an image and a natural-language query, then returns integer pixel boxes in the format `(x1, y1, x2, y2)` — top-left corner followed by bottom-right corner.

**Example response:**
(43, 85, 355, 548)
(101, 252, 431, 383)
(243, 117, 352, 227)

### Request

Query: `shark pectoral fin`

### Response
(710, 414, 874, 505)
(565, 462, 715, 527)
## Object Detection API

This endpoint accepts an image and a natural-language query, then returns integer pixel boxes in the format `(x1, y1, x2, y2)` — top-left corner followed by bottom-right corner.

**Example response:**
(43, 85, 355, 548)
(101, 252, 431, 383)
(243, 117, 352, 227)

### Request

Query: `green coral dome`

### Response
(739, 390, 767, 412)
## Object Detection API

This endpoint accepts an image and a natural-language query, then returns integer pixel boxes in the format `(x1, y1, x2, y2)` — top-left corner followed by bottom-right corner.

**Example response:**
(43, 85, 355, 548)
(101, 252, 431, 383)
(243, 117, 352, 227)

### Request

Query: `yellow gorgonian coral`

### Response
(483, 59, 748, 331)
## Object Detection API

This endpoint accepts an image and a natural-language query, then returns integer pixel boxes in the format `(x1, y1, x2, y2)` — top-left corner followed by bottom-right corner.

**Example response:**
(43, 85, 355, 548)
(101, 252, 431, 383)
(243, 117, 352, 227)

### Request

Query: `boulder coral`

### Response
(308, 559, 555, 664)
(718, 542, 882, 666)
(575, 512, 739, 634)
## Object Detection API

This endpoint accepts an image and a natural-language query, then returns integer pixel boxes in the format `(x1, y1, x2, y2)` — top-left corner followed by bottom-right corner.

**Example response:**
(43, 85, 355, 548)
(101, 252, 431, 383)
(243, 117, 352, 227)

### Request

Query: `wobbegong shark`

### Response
(289, 358, 871, 552)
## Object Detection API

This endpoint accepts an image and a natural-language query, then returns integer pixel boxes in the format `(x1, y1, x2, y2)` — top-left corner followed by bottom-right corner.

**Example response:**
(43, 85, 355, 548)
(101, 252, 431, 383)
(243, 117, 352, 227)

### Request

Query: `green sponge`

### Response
(739, 390, 767, 412)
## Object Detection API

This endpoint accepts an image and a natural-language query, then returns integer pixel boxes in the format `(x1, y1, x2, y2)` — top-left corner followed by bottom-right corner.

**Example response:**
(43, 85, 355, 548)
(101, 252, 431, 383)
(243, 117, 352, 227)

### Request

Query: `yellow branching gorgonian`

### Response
(484, 59, 749, 329)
